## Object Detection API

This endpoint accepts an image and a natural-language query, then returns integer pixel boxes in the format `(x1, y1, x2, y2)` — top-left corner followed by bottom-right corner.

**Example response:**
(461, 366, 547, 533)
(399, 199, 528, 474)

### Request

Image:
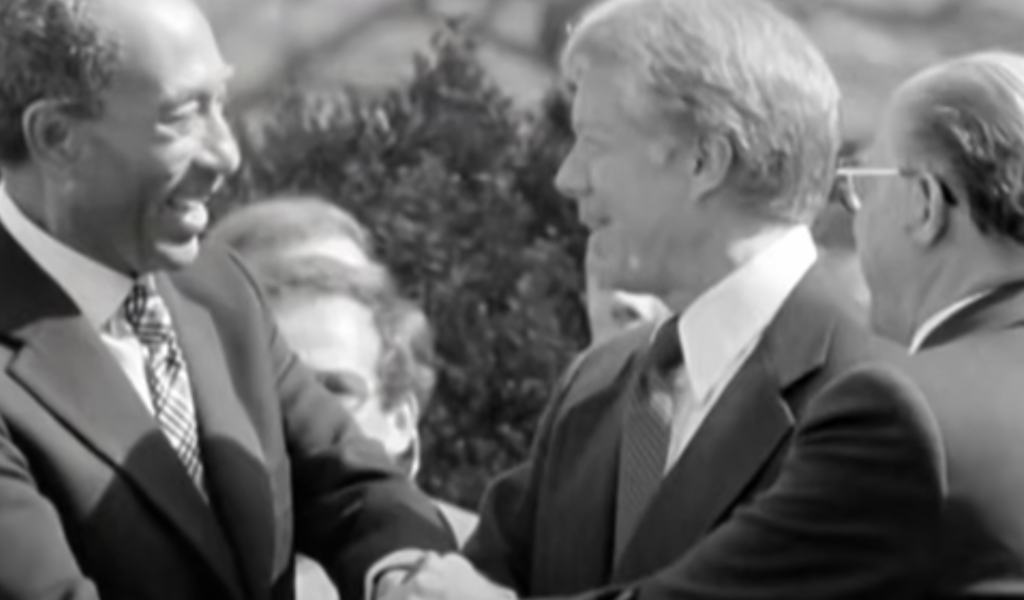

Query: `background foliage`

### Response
(214, 31, 588, 508)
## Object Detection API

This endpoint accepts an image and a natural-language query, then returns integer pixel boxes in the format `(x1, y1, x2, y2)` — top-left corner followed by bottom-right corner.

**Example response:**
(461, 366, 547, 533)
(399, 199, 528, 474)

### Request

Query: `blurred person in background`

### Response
(251, 256, 478, 600)
(209, 196, 377, 268)
(211, 203, 479, 531)
(846, 50, 1024, 599)
(253, 256, 420, 476)
(210, 208, 478, 598)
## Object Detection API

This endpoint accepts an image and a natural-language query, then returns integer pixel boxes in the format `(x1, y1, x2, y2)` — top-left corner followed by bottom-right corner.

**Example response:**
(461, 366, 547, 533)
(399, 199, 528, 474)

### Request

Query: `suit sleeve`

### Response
(228, 253, 456, 600)
(0, 417, 99, 600)
(542, 364, 946, 600)
(464, 352, 590, 593)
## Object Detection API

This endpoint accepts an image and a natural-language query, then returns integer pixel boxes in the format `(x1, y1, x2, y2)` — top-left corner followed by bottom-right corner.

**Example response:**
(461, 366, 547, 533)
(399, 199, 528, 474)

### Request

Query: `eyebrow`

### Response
(572, 118, 605, 136)
(163, 64, 236, 105)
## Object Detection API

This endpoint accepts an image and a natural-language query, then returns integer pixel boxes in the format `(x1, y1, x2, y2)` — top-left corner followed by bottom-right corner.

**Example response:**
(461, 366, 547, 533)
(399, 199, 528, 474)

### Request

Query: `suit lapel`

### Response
(537, 352, 641, 593)
(0, 230, 246, 600)
(612, 265, 839, 582)
(158, 275, 275, 600)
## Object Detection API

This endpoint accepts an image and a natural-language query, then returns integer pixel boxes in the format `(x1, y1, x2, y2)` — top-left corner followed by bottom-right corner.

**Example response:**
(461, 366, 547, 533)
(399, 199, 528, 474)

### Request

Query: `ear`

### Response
(909, 173, 950, 247)
(22, 100, 84, 171)
(387, 395, 420, 440)
(691, 132, 733, 199)
(647, 131, 731, 197)
(386, 397, 421, 477)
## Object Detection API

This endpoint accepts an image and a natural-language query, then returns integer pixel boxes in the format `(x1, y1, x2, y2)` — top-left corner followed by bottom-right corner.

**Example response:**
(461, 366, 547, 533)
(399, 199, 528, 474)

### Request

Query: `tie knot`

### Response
(122, 277, 172, 340)
(647, 316, 682, 375)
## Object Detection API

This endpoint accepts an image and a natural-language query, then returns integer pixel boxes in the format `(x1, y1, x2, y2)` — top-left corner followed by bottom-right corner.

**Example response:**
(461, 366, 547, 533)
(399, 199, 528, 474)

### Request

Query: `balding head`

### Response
(894, 51, 1024, 243)
(853, 51, 1024, 345)
(1, 0, 239, 276)
(0, 0, 220, 166)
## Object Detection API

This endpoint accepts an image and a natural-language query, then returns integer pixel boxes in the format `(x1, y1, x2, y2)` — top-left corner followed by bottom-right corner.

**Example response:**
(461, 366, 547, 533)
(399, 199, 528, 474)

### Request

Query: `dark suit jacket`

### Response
(0, 231, 456, 600)
(901, 283, 1024, 599)
(465, 264, 946, 600)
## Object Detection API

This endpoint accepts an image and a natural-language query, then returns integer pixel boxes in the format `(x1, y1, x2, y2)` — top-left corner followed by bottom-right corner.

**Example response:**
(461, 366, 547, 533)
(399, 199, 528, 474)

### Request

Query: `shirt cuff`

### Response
(364, 548, 428, 600)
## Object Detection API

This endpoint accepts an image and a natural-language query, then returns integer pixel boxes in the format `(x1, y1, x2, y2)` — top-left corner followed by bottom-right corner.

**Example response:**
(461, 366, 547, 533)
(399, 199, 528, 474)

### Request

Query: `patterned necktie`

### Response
(614, 316, 682, 561)
(122, 278, 206, 496)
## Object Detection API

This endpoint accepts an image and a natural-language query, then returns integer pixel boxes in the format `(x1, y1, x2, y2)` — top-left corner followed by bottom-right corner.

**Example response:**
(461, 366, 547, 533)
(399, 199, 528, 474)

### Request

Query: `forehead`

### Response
(865, 91, 918, 165)
(275, 295, 382, 372)
(100, 0, 231, 100)
(569, 64, 637, 133)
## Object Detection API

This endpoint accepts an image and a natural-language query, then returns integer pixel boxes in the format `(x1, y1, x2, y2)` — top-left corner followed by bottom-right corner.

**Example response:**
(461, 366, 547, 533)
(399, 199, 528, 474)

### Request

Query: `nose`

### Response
(555, 147, 589, 202)
(198, 108, 241, 177)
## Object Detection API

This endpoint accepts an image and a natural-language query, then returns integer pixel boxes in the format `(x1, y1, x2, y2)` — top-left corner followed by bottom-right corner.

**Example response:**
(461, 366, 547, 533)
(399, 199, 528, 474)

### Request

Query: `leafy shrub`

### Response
(213, 30, 589, 508)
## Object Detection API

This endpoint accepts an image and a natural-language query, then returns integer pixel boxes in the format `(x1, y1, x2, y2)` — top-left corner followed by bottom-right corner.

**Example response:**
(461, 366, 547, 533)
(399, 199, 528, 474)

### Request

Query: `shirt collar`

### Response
(908, 290, 991, 354)
(678, 225, 817, 402)
(0, 186, 134, 329)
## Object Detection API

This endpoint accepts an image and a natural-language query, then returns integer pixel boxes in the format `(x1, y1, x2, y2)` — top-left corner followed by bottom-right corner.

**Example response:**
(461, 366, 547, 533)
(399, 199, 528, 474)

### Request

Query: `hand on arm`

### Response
(377, 553, 517, 600)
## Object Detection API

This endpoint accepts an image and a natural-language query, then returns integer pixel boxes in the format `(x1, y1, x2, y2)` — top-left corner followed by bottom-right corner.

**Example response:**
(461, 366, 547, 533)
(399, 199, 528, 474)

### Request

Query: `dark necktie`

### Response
(122, 278, 207, 497)
(614, 316, 682, 561)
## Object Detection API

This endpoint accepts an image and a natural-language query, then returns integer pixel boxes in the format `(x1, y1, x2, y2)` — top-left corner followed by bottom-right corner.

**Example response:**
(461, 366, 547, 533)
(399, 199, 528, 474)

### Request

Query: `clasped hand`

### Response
(377, 552, 517, 600)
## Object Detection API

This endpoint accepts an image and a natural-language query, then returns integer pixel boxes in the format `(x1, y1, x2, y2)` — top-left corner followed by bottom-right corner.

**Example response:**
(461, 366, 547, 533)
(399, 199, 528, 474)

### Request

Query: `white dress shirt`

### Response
(908, 290, 990, 354)
(0, 188, 157, 410)
(655, 226, 817, 471)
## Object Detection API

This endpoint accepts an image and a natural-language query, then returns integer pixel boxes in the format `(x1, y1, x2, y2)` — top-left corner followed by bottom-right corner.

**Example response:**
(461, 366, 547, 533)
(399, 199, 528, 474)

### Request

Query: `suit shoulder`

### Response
(824, 308, 909, 370)
(819, 360, 943, 452)
(555, 322, 654, 415)
(172, 241, 260, 301)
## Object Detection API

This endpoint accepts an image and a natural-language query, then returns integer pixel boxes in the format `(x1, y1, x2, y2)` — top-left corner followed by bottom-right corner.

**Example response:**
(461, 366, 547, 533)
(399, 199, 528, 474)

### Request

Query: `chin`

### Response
(604, 268, 663, 299)
(149, 238, 202, 272)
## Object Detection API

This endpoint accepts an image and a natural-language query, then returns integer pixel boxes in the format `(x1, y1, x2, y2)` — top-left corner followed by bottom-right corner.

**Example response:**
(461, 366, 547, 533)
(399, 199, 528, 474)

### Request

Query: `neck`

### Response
(659, 218, 799, 315)
(911, 238, 1024, 337)
(3, 169, 48, 228)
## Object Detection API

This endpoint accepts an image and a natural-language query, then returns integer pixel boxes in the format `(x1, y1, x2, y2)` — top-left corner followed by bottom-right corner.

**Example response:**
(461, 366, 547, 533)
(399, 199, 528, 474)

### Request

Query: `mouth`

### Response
(580, 212, 611, 232)
(164, 193, 212, 237)
(168, 193, 210, 208)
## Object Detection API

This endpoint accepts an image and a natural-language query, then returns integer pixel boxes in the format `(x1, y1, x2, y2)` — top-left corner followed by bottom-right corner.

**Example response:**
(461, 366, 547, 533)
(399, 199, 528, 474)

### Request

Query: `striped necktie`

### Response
(122, 277, 207, 496)
(614, 316, 682, 561)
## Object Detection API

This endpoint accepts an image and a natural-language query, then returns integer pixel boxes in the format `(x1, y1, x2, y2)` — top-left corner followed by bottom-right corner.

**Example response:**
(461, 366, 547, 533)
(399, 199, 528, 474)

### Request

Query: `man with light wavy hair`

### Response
(383, 1, 946, 599)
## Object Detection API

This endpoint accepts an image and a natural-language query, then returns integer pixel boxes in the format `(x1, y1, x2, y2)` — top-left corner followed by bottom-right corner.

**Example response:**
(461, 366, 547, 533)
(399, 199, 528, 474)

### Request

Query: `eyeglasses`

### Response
(834, 166, 956, 213)
(834, 167, 915, 213)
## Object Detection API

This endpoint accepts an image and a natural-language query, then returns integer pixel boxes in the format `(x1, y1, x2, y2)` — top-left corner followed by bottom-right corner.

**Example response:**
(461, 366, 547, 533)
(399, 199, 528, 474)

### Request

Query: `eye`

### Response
(611, 303, 642, 326)
(315, 369, 370, 399)
(165, 99, 200, 121)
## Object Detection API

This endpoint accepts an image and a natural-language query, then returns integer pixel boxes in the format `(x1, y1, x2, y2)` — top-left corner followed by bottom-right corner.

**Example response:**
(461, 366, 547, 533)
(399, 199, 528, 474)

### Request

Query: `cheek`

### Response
(856, 206, 908, 292)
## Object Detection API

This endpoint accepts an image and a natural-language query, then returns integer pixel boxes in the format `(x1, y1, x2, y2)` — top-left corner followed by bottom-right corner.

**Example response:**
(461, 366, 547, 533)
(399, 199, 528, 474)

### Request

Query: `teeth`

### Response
(171, 197, 205, 209)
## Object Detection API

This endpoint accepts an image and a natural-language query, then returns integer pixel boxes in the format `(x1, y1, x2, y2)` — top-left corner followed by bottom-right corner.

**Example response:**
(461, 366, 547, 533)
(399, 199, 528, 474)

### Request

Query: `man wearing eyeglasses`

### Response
(843, 51, 1024, 598)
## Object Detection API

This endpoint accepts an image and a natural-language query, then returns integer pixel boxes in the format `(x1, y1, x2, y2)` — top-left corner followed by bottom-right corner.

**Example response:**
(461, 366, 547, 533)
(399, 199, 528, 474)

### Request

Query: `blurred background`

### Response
(201, 0, 1024, 145)
(206, 0, 1024, 512)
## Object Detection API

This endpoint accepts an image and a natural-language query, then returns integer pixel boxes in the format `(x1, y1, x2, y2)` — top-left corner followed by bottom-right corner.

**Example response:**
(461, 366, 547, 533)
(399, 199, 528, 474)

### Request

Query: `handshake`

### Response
(377, 553, 517, 600)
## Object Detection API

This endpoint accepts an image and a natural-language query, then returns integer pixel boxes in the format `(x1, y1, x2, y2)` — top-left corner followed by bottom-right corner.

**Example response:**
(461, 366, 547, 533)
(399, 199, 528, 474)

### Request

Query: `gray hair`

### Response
(901, 52, 1024, 244)
(208, 196, 375, 263)
(252, 254, 433, 412)
(561, 0, 841, 222)
(0, 0, 120, 165)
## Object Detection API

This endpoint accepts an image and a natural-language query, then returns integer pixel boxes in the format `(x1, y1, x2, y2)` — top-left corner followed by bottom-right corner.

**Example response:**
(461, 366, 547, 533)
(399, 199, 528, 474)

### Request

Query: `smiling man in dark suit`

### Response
(848, 51, 1024, 599)
(386, 1, 947, 599)
(0, 1, 454, 599)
